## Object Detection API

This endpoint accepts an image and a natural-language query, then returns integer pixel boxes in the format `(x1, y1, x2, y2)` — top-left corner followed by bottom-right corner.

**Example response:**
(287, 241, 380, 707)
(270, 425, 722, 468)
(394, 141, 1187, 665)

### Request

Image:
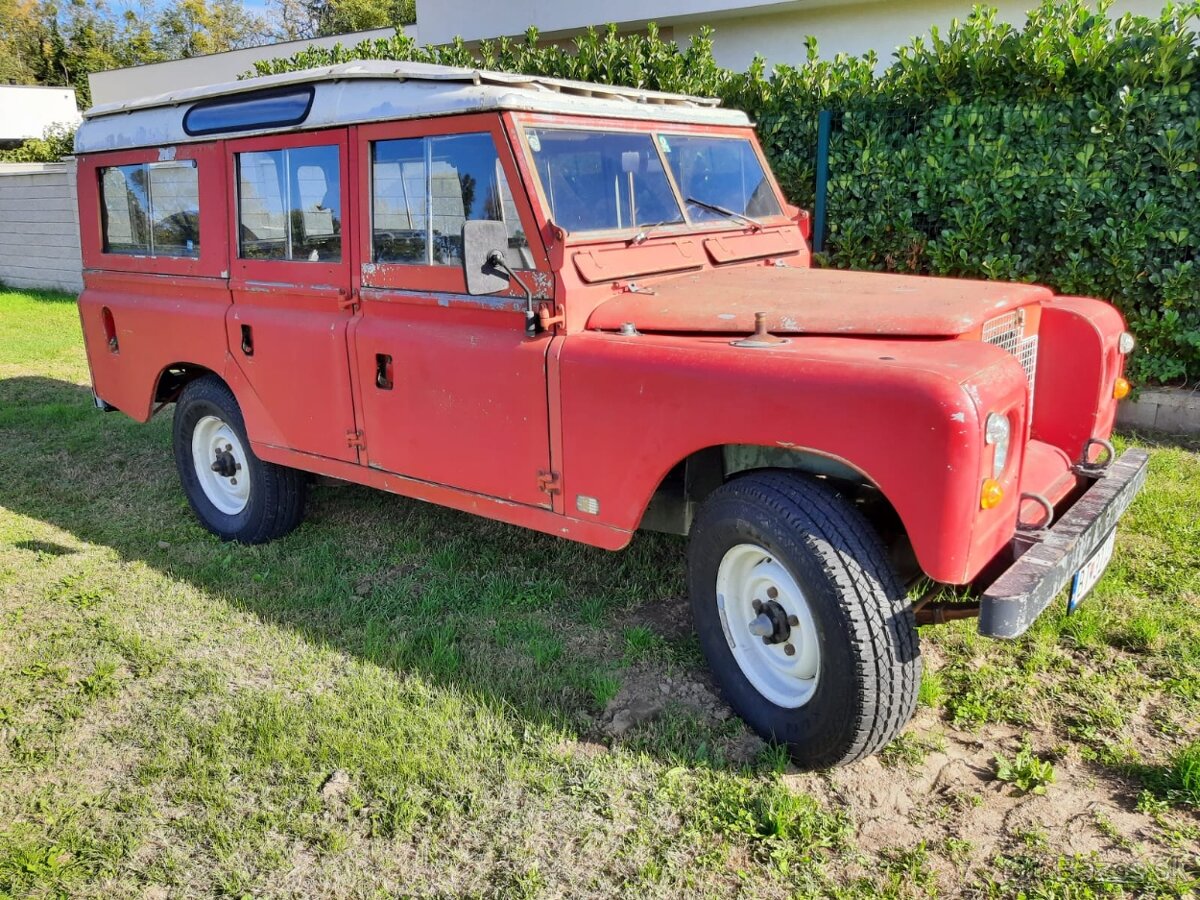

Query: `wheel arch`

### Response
(637, 443, 915, 580)
(152, 362, 223, 412)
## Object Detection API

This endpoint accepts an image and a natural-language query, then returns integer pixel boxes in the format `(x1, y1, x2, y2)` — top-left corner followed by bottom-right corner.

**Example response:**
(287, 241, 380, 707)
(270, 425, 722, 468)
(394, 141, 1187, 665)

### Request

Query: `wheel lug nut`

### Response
(752, 600, 763, 613)
(761, 636, 772, 645)
(230, 478, 237, 485)
(788, 615, 799, 627)
(766, 587, 778, 599)
(784, 643, 795, 656)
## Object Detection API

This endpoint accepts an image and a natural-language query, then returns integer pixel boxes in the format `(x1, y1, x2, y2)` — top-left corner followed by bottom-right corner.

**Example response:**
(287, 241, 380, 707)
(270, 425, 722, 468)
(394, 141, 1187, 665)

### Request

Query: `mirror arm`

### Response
(487, 250, 538, 338)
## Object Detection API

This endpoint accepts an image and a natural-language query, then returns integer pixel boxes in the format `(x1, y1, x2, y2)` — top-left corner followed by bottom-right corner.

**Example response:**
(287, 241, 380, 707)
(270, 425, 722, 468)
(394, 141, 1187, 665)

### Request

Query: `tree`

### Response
(268, 0, 413, 41)
(155, 0, 268, 58)
(0, 0, 42, 84)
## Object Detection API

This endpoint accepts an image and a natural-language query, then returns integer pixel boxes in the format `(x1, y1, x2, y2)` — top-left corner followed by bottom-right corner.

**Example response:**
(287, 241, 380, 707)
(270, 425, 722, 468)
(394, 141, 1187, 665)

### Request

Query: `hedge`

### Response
(250, 2, 1200, 383)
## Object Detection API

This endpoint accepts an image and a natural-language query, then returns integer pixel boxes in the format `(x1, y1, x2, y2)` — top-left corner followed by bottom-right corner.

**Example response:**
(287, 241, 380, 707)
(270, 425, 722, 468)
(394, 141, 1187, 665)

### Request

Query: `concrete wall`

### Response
(0, 86, 82, 144)
(0, 162, 82, 294)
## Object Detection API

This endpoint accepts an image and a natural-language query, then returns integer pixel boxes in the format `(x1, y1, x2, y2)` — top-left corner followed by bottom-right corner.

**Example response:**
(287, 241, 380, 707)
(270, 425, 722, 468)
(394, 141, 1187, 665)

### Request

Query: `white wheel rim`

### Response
(716, 543, 821, 708)
(191, 415, 250, 516)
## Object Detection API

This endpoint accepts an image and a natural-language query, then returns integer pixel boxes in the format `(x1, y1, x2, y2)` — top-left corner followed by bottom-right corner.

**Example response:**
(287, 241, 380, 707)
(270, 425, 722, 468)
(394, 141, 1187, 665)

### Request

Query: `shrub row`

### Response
(250, 1, 1200, 382)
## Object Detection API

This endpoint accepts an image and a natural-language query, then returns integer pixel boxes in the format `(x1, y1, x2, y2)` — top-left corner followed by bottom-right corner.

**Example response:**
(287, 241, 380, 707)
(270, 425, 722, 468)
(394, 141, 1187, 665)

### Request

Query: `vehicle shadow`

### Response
(0, 374, 709, 753)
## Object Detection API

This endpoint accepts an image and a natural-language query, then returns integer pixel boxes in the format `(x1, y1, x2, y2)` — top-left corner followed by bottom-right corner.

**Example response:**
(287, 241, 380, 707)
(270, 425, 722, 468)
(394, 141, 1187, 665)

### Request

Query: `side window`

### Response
(237, 145, 341, 262)
(99, 161, 199, 257)
(371, 132, 530, 269)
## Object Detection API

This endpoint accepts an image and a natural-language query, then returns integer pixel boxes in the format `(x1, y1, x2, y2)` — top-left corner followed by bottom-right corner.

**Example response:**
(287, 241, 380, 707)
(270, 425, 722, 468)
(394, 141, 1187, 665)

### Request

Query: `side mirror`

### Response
(462, 220, 512, 295)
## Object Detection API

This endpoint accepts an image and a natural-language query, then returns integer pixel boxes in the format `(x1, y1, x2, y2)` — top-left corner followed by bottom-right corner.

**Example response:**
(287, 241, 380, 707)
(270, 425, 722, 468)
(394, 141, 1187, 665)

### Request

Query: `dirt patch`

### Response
(622, 594, 693, 642)
(785, 710, 1192, 892)
(600, 666, 731, 737)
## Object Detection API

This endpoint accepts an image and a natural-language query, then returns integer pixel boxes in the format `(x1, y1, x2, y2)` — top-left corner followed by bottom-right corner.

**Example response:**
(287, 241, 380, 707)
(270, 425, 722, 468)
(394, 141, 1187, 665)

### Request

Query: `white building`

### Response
(86, 0, 1167, 107)
(0, 85, 82, 147)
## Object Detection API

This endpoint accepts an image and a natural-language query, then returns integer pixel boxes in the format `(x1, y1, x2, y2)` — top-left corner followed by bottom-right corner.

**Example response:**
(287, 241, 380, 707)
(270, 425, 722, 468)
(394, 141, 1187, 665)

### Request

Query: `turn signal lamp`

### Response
(980, 478, 1005, 510)
(1113, 377, 1131, 400)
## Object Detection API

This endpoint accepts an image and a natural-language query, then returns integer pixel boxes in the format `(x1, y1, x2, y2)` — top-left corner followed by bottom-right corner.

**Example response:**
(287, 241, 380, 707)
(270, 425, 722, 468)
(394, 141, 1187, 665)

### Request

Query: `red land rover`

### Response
(73, 62, 1148, 767)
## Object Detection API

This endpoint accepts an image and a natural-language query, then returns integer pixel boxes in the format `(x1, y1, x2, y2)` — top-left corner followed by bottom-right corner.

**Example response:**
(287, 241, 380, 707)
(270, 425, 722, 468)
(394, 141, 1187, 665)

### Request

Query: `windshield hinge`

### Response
(537, 470, 561, 495)
(346, 429, 365, 449)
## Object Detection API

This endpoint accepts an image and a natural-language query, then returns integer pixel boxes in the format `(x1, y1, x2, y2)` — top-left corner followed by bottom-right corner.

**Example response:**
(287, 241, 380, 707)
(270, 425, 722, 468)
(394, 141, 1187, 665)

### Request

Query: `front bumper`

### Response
(977, 448, 1150, 639)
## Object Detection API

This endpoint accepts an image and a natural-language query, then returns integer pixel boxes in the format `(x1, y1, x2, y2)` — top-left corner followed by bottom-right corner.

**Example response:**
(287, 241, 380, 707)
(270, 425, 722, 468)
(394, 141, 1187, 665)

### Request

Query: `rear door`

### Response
(350, 113, 555, 506)
(226, 129, 360, 462)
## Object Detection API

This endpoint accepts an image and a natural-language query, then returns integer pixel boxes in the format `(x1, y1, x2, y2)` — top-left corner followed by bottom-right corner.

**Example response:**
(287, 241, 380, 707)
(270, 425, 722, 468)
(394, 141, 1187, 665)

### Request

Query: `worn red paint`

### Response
(75, 104, 1130, 588)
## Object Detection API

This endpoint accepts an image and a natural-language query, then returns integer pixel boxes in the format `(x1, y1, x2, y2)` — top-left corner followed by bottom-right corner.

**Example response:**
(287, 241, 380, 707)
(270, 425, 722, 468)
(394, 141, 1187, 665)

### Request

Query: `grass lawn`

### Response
(0, 287, 1197, 898)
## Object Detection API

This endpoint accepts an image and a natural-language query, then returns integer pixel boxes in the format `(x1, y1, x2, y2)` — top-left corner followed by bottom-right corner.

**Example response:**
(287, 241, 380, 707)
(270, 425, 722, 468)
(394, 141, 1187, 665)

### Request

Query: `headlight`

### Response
(1119, 331, 1135, 355)
(985, 412, 1011, 478)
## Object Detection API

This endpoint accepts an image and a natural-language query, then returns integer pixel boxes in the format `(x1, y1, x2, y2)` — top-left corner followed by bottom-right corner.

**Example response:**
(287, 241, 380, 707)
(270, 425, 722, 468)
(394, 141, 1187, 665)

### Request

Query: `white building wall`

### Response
(0, 86, 81, 143)
(0, 162, 83, 294)
(672, 0, 1168, 70)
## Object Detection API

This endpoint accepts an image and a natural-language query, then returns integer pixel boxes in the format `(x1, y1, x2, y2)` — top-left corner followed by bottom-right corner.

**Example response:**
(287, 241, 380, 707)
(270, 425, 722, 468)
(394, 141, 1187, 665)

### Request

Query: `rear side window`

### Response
(371, 132, 530, 269)
(99, 161, 199, 257)
(184, 87, 314, 137)
(236, 145, 341, 262)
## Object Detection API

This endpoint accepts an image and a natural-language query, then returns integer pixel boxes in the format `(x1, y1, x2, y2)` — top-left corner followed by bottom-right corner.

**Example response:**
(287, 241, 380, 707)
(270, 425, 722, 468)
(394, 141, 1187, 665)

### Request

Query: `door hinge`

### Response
(338, 289, 360, 311)
(537, 470, 561, 495)
(346, 429, 366, 449)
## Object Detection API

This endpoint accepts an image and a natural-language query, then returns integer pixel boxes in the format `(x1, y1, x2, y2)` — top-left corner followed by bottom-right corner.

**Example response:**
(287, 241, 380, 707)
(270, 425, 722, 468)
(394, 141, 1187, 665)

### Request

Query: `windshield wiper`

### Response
(628, 217, 685, 246)
(685, 197, 763, 231)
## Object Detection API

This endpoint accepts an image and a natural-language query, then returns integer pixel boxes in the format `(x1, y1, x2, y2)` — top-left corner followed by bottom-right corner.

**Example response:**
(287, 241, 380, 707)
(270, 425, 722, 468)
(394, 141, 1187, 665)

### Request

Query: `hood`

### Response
(586, 266, 1052, 337)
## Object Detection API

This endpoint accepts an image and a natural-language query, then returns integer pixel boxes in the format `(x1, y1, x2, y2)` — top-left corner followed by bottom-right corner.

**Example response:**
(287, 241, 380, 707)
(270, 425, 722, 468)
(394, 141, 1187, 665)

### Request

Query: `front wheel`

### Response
(173, 375, 308, 544)
(688, 471, 920, 768)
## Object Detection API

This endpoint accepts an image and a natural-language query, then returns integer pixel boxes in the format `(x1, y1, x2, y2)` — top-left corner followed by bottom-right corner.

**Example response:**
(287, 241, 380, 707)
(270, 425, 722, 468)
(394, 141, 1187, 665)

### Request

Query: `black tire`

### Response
(172, 375, 307, 544)
(688, 471, 920, 768)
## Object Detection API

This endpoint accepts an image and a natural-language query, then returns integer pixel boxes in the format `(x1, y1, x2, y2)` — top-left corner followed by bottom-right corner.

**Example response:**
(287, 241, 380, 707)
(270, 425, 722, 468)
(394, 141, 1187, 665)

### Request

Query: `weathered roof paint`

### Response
(586, 266, 1054, 338)
(75, 60, 748, 153)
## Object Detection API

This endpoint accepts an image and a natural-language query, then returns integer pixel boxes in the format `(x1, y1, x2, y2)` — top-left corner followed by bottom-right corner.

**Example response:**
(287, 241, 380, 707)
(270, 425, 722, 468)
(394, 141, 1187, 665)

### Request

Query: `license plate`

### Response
(1068, 529, 1117, 613)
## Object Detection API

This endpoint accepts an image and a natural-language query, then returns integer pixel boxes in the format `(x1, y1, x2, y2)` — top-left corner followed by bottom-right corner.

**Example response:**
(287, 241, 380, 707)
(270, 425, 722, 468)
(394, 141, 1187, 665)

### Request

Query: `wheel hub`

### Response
(191, 416, 250, 516)
(716, 543, 821, 709)
(748, 598, 792, 645)
(210, 447, 238, 478)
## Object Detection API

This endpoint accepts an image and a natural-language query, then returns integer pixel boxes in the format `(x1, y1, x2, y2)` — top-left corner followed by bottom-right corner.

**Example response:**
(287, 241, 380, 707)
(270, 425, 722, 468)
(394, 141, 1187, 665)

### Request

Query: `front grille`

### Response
(983, 309, 1038, 407)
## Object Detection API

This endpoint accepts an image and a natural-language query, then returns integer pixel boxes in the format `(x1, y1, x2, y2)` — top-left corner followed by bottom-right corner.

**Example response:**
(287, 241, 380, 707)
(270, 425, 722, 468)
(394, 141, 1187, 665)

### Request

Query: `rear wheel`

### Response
(688, 471, 920, 768)
(173, 375, 307, 544)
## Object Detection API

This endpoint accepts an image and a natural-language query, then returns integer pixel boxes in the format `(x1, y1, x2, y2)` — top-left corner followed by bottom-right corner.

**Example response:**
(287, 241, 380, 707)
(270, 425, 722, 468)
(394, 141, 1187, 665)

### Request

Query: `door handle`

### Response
(375, 353, 393, 389)
(240, 324, 254, 356)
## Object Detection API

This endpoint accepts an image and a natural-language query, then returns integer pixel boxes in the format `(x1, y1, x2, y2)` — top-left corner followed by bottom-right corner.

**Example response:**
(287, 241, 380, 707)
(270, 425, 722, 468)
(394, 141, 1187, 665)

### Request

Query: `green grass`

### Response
(2, 287, 1199, 898)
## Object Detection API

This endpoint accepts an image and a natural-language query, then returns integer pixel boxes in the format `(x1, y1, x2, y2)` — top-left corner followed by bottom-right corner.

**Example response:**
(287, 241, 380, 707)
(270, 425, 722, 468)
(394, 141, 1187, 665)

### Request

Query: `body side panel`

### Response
(556, 331, 1030, 584)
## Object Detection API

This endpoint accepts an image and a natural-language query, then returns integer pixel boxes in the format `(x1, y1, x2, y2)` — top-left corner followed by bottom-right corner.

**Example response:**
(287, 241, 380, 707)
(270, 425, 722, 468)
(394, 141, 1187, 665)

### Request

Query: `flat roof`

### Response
(75, 60, 750, 153)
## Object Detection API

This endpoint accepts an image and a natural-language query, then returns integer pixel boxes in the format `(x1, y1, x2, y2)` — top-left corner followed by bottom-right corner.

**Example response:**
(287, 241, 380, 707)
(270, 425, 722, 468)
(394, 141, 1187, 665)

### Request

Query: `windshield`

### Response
(523, 126, 780, 234)
(661, 134, 781, 222)
(525, 128, 684, 232)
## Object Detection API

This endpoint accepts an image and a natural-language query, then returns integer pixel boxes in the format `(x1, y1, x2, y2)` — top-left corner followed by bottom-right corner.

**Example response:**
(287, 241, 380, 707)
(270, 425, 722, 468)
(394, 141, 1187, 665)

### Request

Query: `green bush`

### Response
(250, 2, 1200, 382)
(1, 124, 76, 163)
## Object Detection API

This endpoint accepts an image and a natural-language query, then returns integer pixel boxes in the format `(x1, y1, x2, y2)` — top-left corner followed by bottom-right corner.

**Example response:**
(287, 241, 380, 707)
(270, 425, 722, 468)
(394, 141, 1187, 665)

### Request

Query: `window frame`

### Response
(77, 143, 227, 278)
(227, 128, 351, 288)
(99, 159, 202, 258)
(357, 113, 548, 294)
(513, 115, 792, 243)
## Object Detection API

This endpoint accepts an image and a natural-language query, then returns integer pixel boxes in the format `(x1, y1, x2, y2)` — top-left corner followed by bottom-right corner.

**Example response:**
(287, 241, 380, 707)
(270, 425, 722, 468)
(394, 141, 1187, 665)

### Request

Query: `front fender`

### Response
(557, 331, 1028, 584)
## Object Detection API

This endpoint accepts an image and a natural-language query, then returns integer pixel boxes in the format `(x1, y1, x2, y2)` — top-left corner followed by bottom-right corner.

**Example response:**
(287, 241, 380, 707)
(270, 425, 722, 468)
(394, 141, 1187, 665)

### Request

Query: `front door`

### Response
(350, 114, 554, 506)
(226, 129, 359, 463)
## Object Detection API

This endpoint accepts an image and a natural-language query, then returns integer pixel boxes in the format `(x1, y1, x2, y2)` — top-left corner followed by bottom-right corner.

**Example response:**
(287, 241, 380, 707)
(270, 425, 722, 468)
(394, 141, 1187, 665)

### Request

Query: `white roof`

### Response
(75, 60, 750, 153)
